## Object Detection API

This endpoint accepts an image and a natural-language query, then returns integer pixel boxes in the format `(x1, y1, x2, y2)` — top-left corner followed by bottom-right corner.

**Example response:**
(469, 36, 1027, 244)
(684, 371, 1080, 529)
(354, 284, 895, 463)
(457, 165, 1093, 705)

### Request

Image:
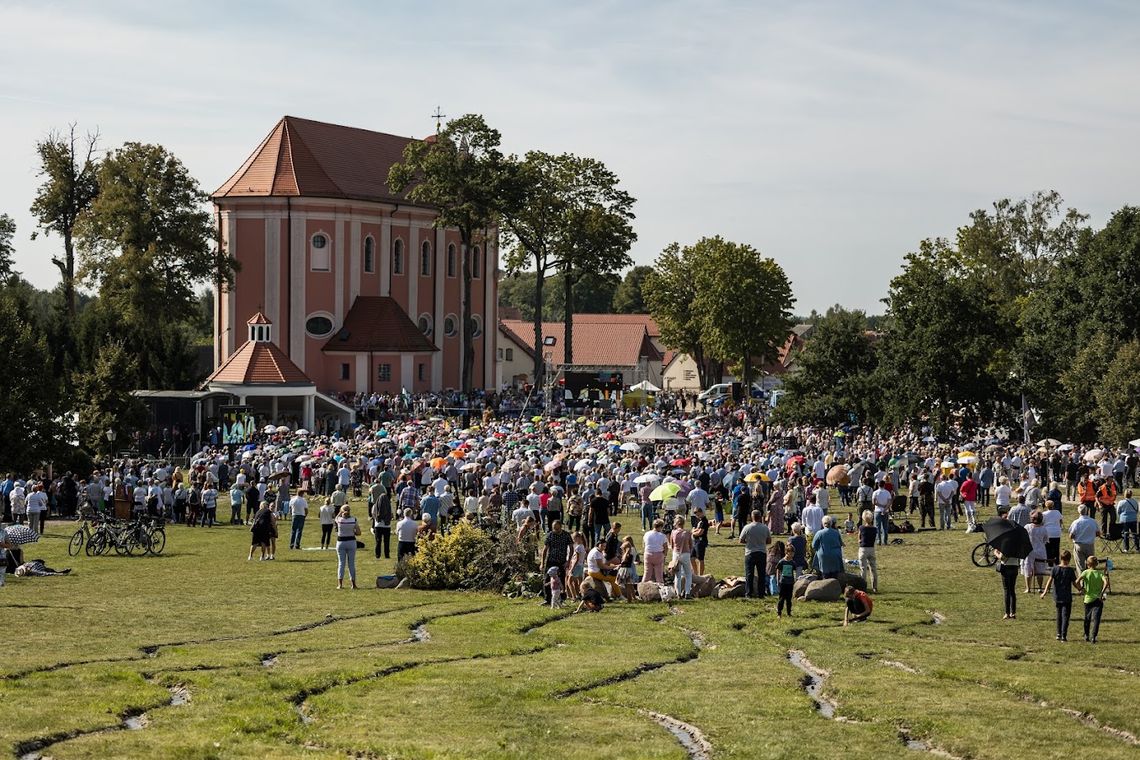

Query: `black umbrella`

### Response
(982, 517, 1032, 559)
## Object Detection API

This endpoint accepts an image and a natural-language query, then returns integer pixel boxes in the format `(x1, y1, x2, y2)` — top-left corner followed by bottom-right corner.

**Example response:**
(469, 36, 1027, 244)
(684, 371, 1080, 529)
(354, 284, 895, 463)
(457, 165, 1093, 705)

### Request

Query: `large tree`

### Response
(691, 236, 794, 388)
(0, 289, 69, 471)
(73, 339, 148, 455)
(0, 213, 16, 281)
(75, 142, 233, 388)
(777, 307, 878, 426)
(30, 125, 100, 318)
(646, 242, 718, 388)
(878, 239, 1013, 434)
(389, 115, 515, 393)
(551, 157, 635, 366)
(611, 265, 653, 313)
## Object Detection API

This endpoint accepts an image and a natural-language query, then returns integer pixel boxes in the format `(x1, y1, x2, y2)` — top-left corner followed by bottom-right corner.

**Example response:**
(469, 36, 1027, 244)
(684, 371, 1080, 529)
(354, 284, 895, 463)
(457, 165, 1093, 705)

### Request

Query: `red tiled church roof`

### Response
(207, 340, 313, 386)
(247, 311, 271, 325)
(213, 116, 417, 204)
(322, 297, 438, 354)
(573, 313, 660, 339)
(500, 318, 661, 367)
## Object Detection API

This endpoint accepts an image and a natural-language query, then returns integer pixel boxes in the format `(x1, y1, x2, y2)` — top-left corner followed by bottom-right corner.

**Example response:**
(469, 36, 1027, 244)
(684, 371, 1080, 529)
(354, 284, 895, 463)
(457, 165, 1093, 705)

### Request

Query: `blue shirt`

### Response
(421, 494, 440, 520)
(812, 527, 844, 575)
(1117, 498, 1138, 523)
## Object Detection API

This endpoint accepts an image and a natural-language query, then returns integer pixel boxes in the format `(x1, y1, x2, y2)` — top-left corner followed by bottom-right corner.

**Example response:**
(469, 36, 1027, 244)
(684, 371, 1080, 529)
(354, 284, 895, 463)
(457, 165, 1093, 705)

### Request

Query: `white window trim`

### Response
(471, 313, 483, 338)
(304, 310, 337, 339)
(443, 313, 459, 338)
(363, 235, 375, 273)
(418, 312, 434, 337)
(310, 230, 331, 272)
(392, 237, 405, 275)
(420, 240, 432, 277)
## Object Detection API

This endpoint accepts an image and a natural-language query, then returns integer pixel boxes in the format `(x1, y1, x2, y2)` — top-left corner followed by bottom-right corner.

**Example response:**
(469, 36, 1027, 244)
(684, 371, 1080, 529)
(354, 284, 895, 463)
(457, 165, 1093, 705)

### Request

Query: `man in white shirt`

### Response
(935, 476, 958, 531)
(25, 485, 48, 534)
(687, 485, 709, 514)
(801, 500, 824, 537)
(814, 484, 830, 515)
(201, 485, 219, 527)
(288, 490, 308, 549)
(871, 483, 892, 546)
(396, 508, 420, 562)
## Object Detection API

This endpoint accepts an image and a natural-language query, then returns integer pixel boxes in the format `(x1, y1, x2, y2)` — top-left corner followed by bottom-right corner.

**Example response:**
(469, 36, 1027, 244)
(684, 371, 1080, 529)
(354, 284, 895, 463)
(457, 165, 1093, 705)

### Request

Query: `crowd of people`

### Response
(0, 401, 1130, 637)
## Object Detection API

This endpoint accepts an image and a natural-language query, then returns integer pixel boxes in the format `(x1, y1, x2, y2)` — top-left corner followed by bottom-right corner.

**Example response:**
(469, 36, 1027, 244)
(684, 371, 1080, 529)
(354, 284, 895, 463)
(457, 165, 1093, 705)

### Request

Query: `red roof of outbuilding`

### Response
(207, 341, 313, 386)
(322, 297, 438, 354)
(213, 116, 416, 204)
(572, 313, 660, 339)
(500, 318, 661, 368)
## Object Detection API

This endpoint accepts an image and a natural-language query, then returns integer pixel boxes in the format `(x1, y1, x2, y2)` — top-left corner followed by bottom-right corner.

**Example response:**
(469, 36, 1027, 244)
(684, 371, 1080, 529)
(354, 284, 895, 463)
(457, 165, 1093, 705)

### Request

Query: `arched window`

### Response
(363, 236, 375, 273)
(392, 239, 404, 275)
(472, 245, 481, 279)
(310, 232, 330, 271)
(446, 243, 456, 278)
(420, 240, 432, 276)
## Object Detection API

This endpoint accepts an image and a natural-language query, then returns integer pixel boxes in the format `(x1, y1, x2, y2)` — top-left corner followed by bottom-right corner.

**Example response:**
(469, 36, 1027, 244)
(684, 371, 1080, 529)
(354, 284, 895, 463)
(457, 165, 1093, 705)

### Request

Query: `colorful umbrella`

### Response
(649, 482, 681, 501)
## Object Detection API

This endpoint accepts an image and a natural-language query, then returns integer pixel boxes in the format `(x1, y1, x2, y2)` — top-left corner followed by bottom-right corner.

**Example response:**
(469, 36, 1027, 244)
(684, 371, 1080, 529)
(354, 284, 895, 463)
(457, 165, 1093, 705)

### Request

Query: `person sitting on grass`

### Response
(843, 585, 873, 626)
(586, 538, 622, 598)
(575, 585, 606, 613)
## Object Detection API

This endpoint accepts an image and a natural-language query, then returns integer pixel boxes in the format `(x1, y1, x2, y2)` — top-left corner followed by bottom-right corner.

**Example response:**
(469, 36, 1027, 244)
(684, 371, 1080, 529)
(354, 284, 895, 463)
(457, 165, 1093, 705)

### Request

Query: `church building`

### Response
(209, 115, 499, 412)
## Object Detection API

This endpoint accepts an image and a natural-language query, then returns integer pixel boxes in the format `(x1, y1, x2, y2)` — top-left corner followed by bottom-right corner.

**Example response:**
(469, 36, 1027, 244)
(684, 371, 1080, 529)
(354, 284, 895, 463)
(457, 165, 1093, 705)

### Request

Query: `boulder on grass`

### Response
(637, 581, 662, 602)
(714, 580, 746, 600)
(376, 575, 400, 589)
(803, 578, 844, 602)
(840, 572, 867, 592)
(793, 574, 820, 600)
(581, 576, 610, 599)
(693, 574, 717, 598)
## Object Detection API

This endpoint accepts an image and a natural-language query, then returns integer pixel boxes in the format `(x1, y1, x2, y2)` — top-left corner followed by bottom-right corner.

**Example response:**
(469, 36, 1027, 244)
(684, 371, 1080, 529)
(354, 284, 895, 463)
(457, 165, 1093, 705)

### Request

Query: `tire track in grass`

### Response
(554, 645, 699, 699)
(4, 602, 443, 680)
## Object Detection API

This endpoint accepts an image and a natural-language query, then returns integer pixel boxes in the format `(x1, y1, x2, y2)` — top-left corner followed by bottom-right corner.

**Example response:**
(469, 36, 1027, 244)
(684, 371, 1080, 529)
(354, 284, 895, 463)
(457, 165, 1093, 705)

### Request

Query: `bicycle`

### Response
(69, 514, 96, 557)
(971, 541, 996, 567)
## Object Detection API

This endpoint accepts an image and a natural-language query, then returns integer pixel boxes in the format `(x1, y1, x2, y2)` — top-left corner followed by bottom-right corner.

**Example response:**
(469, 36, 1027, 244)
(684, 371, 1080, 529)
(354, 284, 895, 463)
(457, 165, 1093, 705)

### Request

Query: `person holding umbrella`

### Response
(984, 512, 1032, 620)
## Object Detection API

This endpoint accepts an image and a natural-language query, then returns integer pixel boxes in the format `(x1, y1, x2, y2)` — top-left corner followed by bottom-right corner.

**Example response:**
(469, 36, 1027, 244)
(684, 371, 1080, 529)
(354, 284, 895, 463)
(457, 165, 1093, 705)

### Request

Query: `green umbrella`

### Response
(650, 482, 681, 501)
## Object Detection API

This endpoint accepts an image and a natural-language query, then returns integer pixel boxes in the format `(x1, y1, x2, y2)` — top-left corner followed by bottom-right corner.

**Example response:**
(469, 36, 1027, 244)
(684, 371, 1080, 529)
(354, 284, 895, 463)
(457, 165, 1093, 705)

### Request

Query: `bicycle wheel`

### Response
(86, 532, 104, 556)
(68, 528, 86, 557)
(147, 528, 166, 555)
(971, 542, 995, 567)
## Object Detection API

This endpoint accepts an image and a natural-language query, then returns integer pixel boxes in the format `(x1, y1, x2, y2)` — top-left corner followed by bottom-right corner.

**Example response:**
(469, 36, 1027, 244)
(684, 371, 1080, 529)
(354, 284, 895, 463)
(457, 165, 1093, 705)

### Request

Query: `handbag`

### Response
(356, 540, 366, 549)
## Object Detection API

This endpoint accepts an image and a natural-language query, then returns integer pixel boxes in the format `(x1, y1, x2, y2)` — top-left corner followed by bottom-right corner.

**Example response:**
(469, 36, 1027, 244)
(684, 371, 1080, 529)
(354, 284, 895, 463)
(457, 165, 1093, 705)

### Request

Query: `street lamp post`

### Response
(105, 429, 117, 515)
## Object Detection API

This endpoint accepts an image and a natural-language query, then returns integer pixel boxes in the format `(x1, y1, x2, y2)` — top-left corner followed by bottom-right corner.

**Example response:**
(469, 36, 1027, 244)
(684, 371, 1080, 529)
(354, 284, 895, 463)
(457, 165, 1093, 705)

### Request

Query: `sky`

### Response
(1, 0, 1138, 313)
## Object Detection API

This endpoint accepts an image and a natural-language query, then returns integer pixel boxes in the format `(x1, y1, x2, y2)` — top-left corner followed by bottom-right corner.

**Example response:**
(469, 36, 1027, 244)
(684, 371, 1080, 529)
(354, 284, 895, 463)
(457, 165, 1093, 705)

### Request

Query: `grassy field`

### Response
(4, 497, 1138, 760)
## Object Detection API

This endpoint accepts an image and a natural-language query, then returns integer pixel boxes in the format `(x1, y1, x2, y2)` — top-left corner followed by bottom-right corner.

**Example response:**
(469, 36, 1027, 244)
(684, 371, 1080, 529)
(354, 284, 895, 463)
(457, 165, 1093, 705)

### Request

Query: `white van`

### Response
(697, 382, 766, 403)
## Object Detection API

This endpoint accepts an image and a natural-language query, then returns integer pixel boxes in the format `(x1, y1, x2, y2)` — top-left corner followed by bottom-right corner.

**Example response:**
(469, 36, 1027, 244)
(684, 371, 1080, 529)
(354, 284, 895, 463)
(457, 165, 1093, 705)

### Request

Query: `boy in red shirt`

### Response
(843, 585, 873, 626)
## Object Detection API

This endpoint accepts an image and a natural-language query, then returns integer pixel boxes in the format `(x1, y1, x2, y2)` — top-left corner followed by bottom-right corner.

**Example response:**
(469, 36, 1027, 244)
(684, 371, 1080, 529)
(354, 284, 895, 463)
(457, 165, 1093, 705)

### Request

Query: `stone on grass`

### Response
(793, 574, 820, 600)
(803, 578, 844, 602)
(376, 576, 400, 589)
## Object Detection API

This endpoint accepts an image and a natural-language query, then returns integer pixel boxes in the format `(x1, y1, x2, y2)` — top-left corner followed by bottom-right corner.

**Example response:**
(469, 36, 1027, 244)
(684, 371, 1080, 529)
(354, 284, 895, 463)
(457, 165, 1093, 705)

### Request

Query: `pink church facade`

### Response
(211, 116, 498, 397)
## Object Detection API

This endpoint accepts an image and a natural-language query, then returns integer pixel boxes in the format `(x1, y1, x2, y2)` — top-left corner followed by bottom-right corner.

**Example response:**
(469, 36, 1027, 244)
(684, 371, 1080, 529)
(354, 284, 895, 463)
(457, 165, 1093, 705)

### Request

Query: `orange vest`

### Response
(1079, 480, 1096, 502)
(1097, 482, 1117, 505)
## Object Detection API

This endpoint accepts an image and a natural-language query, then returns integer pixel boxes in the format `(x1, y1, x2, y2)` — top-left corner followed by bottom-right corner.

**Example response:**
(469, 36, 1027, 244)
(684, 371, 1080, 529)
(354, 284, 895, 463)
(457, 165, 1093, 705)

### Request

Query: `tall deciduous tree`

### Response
(0, 289, 69, 471)
(612, 265, 653, 313)
(646, 242, 717, 388)
(30, 125, 100, 317)
(1094, 340, 1140, 445)
(691, 237, 794, 388)
(73, 339, 148, 455)
(389, 115, 514, 393)
(777, 307, 878, 426)
(552, 157, 635, 366)
(75, 142, 233, 388)
(0, 213, 16, 281)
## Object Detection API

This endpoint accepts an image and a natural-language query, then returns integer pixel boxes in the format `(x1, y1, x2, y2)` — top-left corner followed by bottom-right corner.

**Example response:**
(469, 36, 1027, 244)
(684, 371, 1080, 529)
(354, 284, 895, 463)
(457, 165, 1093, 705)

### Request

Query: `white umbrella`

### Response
(1057, 443, 1074, 452)
(1084, 448, 1105, 462)
(502, 459, 521, 471)
(957, 455, 978, 465)
(275, 425, 290, 433)
(461, 462, 481, 472)
(1036, 438, 1061, 448)
(585, 447, 600, 455)
(619, 442, 641, 452)
(332, 441, 348, 450)
(294, 429, 310, 436)
(574, 459, 594, 472)
(262, 424, 278, 434)
(634, 473, 660, 485)
(1129, 439, 1140, 448)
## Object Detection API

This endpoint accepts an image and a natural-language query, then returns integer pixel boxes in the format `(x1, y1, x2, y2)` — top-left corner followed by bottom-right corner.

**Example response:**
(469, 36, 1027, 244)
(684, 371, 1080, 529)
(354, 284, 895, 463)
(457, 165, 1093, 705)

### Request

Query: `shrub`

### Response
(400, 521, 538, 591)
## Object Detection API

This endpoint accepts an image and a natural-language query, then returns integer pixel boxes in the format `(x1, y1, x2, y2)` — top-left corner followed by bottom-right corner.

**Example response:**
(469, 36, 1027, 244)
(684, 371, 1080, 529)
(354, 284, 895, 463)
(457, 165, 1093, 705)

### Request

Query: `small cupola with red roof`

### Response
(248, 312, 272, 343)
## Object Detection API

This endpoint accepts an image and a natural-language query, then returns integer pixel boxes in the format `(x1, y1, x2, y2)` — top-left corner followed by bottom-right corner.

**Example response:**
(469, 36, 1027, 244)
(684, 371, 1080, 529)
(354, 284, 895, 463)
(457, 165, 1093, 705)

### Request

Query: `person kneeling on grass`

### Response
(843, 585, 873, 626)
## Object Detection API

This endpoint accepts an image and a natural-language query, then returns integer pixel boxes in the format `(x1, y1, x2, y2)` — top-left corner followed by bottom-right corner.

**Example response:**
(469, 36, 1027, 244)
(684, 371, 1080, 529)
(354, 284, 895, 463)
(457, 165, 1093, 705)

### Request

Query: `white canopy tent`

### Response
(625, 421, 686, 443)
(628, 380, 662, 392)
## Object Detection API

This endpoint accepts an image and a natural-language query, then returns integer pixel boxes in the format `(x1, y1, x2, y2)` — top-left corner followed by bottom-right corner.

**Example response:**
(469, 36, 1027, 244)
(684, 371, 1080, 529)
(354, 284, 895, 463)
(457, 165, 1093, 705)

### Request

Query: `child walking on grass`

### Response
(1075, 555, 1110, 643)
(775, 545, 796, 618)
(1040, 549, 1077, 641)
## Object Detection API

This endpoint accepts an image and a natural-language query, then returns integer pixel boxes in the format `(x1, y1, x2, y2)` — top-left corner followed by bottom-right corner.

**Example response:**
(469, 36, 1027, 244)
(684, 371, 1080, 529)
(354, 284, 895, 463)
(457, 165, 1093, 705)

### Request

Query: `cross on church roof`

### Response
(432, 106, 446, 133)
